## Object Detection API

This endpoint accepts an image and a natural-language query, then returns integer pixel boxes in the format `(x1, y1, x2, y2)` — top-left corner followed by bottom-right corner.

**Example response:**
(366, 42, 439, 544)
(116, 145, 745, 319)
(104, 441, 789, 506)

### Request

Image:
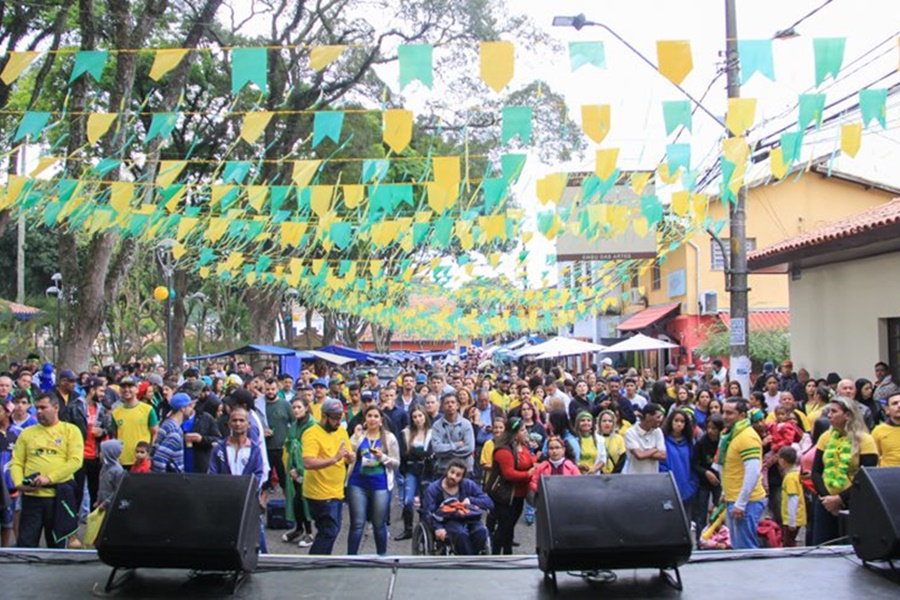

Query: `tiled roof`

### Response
(719, 310, 790, 331)
(0, 299, 43, 320)
(749, 197, 900, 263)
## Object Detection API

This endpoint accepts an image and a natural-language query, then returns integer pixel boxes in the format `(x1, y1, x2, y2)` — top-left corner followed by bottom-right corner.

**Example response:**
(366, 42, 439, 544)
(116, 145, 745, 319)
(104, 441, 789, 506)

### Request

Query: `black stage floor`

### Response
(1, 547, 897, 599)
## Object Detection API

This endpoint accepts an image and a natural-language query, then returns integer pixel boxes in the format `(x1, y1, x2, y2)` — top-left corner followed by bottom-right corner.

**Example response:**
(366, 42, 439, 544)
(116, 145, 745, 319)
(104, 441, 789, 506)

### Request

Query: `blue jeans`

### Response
(725, 499, 766, 549)
(347, 485, 389, 555)
(395, 472, 406, 506)
(442, 520, 489, 555)
(307, 498, 343, 555)
(402, 472, 420, 510)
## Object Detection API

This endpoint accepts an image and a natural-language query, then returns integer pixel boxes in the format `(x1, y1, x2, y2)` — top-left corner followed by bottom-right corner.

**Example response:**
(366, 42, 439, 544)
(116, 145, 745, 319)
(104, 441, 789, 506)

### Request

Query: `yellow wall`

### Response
(633, 173, 895, 315)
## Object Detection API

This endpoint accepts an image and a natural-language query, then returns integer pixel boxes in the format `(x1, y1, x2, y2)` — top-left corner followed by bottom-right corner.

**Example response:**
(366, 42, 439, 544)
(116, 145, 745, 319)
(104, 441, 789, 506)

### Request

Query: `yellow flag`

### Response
(247, 185, 268, 212)
(656, 40, 693, 85)
(280, 221, 308, 248)
(770, 147, 790, 180)
(149, 49, 188, 81)
(841, 122, 862, 158)
(427, 183, 457, 213)
(240, 111, 273, 145)
(292, 160, 321, 187)
(478, 215, 506, 242)
(722, 136, 749, 165)
(29, 157, 60, 179)
(432, 156, 461, 188)
(157, 160, 186, 187)
(171, 241, 187, 260)
(633, 216, 649, 238)
(535, 173, 566, 205)
(657, 162, 681, 184)
(87, 113, 118, 145)
(480, 41, 515, 93)
(343, 184, 365, 209)
(309, 45, 348, 71)
(383, 109, 413, 153)
(581, 104, 611, 144)
(1, 51, 39, 85)
(210, 185, 236, 207)
(369, 260, 383, 277)
(631, 172, 652, 195)
(3, 175, 28, 210)
(725, 98, 757, 136)
(310, 185, 333, 217)
(205, 218, 229, 243)
(594, 148, 619, 180)
(109, 182, 135, 214)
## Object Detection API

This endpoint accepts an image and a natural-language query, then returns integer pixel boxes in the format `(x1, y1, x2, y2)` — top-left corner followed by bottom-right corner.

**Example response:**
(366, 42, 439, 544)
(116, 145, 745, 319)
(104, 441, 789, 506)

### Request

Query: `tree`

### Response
(697, 325, 790, 371)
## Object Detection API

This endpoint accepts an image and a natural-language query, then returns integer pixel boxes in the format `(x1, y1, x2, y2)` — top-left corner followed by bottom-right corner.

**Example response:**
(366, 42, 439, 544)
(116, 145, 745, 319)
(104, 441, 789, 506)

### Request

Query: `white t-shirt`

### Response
(763, 391, 780, 413)
(622, 424, 666, 475)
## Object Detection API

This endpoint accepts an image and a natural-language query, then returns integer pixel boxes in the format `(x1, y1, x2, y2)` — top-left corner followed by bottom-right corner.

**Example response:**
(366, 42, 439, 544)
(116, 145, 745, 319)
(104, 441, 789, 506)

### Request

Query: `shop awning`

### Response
(616, 302, 681, 332)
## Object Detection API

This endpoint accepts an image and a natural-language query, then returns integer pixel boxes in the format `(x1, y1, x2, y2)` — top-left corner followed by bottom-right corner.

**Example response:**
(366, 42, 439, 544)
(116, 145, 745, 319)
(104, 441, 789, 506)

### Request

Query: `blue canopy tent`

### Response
(186, 344, 312, 379)
(317, 344, 379, 363)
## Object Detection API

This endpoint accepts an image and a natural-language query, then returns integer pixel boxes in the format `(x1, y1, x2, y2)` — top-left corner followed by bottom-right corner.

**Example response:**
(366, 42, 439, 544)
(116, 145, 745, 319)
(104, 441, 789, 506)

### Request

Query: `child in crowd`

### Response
(768, 405, 804, 454)
(778, 446, 806, 547)
(130, 440, 151, 473)
(96, 439, 125, 510)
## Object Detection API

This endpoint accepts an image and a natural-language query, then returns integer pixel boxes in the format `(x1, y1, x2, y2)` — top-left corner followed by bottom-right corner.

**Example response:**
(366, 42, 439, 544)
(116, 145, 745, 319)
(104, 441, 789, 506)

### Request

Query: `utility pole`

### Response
(725, 0, 751, 397)
(16, 145, 26, 304)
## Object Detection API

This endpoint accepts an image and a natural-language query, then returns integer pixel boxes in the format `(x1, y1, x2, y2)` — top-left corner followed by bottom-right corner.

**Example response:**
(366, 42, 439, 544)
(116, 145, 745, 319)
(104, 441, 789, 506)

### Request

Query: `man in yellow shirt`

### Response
(302, 398, 354, 555)
(721, 397, 767, 549)
(873, 393, 900, 467)
(489, 375, 513, 412)
(110, 377, 159, 468)
(10, 393, 83, 548)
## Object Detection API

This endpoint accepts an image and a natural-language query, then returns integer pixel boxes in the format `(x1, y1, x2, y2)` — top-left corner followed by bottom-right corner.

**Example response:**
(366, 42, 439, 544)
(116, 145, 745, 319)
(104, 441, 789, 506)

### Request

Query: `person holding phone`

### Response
(346, 405, 400, 555)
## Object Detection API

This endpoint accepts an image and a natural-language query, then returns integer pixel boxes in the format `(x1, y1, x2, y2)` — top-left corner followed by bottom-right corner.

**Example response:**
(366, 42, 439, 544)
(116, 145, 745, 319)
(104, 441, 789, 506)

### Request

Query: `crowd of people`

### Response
(1, 352, 899, 555)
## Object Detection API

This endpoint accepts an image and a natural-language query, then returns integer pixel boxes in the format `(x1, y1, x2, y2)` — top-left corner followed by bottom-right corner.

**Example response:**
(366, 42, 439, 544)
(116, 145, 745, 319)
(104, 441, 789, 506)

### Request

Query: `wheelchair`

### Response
(410, 478, 492, 556)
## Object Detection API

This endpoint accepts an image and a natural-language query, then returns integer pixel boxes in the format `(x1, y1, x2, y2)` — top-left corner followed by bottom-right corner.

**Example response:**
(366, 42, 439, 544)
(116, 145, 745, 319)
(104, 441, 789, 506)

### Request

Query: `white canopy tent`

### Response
(307, 349, 356, 365)
(516, 336, 607, 359)
(599, 334, 679, 354)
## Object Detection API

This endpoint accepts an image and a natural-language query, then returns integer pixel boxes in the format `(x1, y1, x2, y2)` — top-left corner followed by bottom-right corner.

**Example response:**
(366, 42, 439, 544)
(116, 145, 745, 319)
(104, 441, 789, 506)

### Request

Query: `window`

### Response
(631, 267, 639, 288)
(888, 318, 900, 378)
(652, 262, 661, 290)
(711, 238, 757, 271)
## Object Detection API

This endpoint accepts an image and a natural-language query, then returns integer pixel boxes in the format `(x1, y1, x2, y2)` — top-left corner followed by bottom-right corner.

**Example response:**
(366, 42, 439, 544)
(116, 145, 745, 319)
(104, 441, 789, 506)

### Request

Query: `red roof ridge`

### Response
(749, 197, 900, 262)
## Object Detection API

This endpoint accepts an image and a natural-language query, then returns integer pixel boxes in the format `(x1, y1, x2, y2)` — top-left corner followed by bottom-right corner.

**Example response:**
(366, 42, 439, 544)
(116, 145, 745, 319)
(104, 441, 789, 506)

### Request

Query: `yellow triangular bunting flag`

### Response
(149, 49, 189, 81)
(480, 41, 515, 93)
(87, 113, 118, 145)
(725, 98, 757, 136)
(1, 51, 39, 85)
(240, 111, 273, 145)
(657, 40, 693, 85)
(581, 104, 611, 144)
(840, 122, 862, 158)
(383, 109, 413, 153)
(309, 45, 348, 71)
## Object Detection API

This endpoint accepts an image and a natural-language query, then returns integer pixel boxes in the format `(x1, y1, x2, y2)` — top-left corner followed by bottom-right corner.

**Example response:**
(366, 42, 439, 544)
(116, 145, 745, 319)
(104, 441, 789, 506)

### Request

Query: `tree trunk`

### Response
(171, 269, 189, 367)
(247, 288, 279, 345)
(322, 312, 337, 346)
(371, 324, 393, 353)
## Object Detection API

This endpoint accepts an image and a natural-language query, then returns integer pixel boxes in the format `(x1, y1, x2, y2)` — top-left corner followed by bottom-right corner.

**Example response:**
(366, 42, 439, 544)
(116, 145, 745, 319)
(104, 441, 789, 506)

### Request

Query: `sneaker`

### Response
(297, 534, 313, 548)
(282, 530, 300, 543)
(67, 538, 83, 549)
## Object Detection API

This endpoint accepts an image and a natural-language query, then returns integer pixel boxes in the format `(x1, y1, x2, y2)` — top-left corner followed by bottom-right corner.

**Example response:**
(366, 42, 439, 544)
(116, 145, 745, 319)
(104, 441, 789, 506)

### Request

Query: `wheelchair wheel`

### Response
(411, 522, 431, 556)
(480, 533, 492, 555)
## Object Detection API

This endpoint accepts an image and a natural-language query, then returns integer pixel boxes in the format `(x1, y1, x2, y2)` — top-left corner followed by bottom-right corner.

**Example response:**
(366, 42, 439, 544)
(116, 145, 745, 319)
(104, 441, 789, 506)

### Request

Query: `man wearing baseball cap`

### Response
(110, 377, 159, 469)
(302, 398, 354, 555)
(52, 369, 78, 408)
(150, 393, 192, 473)
(309, 378, 329, 421)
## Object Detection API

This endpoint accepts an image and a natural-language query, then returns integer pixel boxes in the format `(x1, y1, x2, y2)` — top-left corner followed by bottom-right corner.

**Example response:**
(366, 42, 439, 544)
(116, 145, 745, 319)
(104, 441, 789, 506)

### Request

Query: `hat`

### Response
(312, 378, 328, 388)
(119, 376, 137, 387)
(328, 378, 342, 387)
(294, 382, 310, 391)
(26, 353, 41, 361)
(763, 361, 775, 372)
(601, 357, 613, 366)
(825, 372, 841, 385)
(169, 392, 193, 410)
(782, 360, 793, 368)
(147, 373, 164, 387)
(686, 364, 697, 370)
(367, 368, 378, 375)
(664, 364, 678, 374)
(321, 397, 344, 416)
(183, 367, 199, 378)
(59, 369, 76, 381)
(499, 375, 511, 384)
(361, 390, 375, 402)
(415, 373, 427, 384)
(85, 376, 103, 390)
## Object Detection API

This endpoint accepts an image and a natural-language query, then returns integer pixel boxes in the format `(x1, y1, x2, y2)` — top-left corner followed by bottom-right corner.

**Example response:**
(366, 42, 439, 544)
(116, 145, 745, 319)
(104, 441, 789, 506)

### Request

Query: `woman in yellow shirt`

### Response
(811, 396, 878, 546)
(574, 412, 606, 475)
(597, 409, 626, 473)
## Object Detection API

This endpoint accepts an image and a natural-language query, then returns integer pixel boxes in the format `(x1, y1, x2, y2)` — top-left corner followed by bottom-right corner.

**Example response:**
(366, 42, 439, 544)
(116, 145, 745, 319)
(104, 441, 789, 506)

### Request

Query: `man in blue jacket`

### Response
(423, 459, 493, 555)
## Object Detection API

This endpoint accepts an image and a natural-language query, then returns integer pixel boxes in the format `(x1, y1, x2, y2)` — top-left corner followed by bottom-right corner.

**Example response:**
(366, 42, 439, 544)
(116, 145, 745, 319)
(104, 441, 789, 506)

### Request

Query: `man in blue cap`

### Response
(150, 392, 192, 473)
(310, 378, 329, 421)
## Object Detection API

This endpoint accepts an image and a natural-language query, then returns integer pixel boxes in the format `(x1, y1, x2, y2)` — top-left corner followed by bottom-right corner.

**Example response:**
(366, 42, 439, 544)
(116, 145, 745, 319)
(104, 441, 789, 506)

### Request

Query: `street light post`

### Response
(45, 273, 63, 364)
(156, 239, 177, 375)
(554, 7, 751, 394)
(186, 292, 208, 357)
(724, 0, 751, 397)
(283, 288, 299, 349)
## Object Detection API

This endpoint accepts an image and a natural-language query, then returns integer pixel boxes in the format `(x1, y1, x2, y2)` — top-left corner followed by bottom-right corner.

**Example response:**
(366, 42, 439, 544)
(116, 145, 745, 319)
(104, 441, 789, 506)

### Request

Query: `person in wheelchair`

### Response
(422, 459, 494, 555)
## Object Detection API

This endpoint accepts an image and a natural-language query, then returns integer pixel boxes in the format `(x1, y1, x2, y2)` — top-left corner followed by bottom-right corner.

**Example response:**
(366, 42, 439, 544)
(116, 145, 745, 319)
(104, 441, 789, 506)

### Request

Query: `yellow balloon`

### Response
(153, 286, 169, 301)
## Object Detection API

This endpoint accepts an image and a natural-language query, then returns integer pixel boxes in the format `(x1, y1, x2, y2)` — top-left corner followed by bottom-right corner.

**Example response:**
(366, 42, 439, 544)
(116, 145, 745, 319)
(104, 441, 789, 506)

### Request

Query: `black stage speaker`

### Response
(536, 473, 692, 574)
(97, 473, 260, 573)
(849, 467, 900, 562)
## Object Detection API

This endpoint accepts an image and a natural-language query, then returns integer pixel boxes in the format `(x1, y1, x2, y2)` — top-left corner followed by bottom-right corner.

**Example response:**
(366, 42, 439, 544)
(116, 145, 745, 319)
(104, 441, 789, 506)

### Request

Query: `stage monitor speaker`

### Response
(536, 472, 692, 574)
(97, 473, 260, 573)
(849, 467, 900, 562)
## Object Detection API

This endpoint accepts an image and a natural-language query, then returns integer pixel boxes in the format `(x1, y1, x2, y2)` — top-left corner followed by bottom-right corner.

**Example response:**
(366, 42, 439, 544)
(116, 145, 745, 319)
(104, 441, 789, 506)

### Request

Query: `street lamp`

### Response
(45, 272, 63, 364)
(282, 288, 299, 348)
(554, 5, 752, 395)
(156, 239, 177, 375)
